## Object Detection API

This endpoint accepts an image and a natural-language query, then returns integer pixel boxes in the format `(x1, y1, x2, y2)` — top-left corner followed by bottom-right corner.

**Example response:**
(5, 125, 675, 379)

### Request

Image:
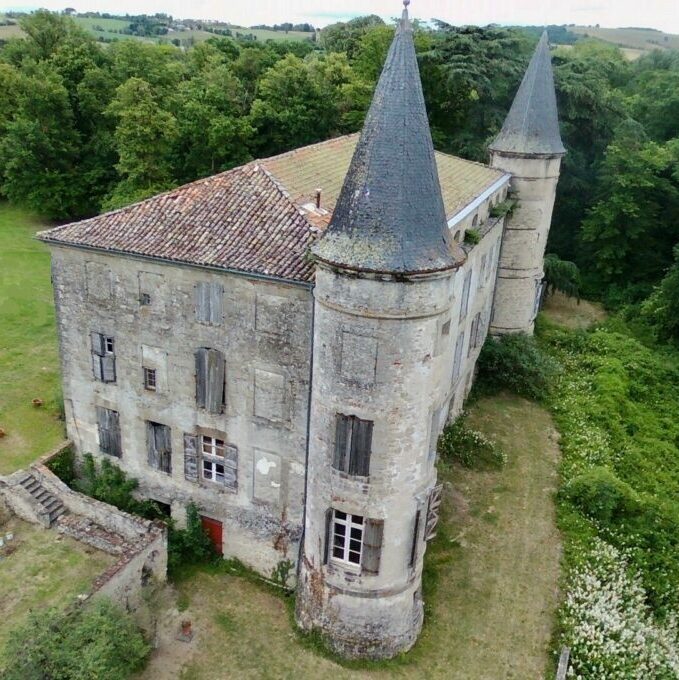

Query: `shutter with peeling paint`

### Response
(91, 332, 104, 381)
(205, 349, 225, 414)
(361, 518, 384, 575)
(109, 409, 121, 457)
(323, 508, 333, 565)
(333, 414, 349, 471)
(183, 434, 199, 482)
(195, 282, 211, 323)
(350, 418, 373, 476)
(156, 425, 172, 473)
(224, 444, 238, 489)
(209, 283, 223, 325)
(101, 355, 116, 383)
(146, 421, 158, 468)
(195, 348, 208, 409)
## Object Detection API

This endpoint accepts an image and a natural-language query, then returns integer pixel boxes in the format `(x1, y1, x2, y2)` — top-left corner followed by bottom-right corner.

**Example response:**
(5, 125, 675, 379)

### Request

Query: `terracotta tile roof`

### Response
(38, 135, 505, 283)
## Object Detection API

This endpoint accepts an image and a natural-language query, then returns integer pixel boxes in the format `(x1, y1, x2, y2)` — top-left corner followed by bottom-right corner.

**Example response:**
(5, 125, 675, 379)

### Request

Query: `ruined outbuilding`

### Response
(38, 7, 564, 659)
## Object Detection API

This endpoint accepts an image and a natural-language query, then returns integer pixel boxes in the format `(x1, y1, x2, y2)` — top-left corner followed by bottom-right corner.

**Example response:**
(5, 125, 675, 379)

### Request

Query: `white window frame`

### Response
(143, 366, 157, 391)
(104, 336, 115, 354)
(202, 435, 226, 484)
(331, 510, 364, 569)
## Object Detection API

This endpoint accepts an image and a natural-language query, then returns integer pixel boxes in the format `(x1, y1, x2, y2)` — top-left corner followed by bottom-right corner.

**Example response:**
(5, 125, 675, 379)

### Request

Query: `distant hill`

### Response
(569, 25, 679, 54)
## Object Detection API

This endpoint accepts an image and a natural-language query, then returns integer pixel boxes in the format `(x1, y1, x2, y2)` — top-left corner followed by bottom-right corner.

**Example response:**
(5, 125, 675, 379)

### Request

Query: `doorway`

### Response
(200, 515, 223, 555)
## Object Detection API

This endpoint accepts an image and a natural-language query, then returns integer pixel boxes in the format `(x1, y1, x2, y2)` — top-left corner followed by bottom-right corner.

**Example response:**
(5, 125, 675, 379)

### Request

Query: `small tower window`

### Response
(333, 414, 373, 476)
(472, 215, 478, 228)
(143, 367, 157, 391)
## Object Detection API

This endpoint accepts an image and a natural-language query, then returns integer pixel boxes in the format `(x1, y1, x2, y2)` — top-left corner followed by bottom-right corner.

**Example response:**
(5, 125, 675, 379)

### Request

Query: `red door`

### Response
(201, 515, 223, 555)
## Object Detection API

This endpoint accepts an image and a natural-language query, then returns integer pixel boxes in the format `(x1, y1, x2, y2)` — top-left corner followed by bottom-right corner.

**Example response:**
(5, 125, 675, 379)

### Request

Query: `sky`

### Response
(3, 0, 679, 33)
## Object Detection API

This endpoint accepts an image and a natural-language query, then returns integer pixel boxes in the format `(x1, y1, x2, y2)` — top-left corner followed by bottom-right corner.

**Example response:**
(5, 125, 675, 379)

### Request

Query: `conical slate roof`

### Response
(312, 7, 463, 274)
(489, 32, 566, 157)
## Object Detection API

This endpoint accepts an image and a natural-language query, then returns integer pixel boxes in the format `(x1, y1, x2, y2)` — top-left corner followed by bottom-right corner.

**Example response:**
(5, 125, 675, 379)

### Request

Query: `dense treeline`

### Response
(1, 11, 678, 339)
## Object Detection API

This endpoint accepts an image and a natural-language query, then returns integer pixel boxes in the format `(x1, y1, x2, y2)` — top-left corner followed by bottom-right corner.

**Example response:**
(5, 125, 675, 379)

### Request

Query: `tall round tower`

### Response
(295, 5, 464, 659)
(489, 32, 566, 335)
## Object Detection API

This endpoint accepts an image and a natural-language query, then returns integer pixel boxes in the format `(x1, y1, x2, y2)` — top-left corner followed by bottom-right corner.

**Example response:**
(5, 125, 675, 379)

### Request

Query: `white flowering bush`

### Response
(437, 412, 507, 470)
(563, 539, 679, 679)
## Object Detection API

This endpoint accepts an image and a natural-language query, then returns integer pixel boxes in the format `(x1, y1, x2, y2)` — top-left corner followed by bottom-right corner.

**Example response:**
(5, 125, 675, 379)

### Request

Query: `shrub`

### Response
(47, 446, 76, 486)
(463, 228, 480, 245)
(543, 253, 580, 299)
(437, 414, 506, 470)
(475, 333, 560, 401)
(167, 502, 218, 576)
(2, 599, 149, 680)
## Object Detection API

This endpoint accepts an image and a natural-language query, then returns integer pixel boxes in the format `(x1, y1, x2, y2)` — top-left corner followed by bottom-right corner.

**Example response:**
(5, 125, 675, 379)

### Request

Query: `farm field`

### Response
(0, 512, 114, 660)
(570, 25, 679, 52)
(141, 394, 562, 680)
(0, 205, 64, 475)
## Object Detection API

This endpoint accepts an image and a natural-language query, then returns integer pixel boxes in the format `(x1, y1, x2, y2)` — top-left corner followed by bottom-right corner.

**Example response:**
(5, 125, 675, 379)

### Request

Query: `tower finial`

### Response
(401, 0, 410, 27)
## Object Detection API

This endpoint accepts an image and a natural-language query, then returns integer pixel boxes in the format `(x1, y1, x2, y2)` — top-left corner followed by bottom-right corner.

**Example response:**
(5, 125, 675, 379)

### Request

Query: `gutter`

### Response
(37, 239, 315, 290)
(447, 174, 512, 229)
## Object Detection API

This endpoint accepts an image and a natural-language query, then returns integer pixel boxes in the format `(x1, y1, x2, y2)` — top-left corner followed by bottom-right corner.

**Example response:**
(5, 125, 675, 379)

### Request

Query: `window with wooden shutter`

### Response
(91, 332, 116, 383)
(361, 518, 384, 575)
(425, 484, 443, 541)
(333, 414, 373, 477)
(195, 348, 225, 414)
(459, 270, 473, 322)
(195, 282, 223, 325)
(323, 508, 333, 565)
(330, 510, 364, 569)
(96, 406, 121, 458)
(453, 331, 465, 382)
(183, 434, 199, 482)
(147, 421, 171, 474)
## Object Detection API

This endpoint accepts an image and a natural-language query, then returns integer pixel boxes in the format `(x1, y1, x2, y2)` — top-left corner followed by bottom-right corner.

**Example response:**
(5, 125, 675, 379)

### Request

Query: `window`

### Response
(487, 244, 495, 281)
(146, 421, 172, 474)
(96, 407, 121, 457)
(459, 270, 472, 322)
(325, 510, 384, 574)
(333, 414, 373, 476)
(143, 367, 156, 391)
(441, 320, 451, 336)
(202, 435, 227, 484)
(479, 254, 487, 288)
(91, 332, 116, 383)
(468, 312, 483, 356)
(195, 281, 223, 325)
(140, 292, 151, 306)
(472, 214, 478, 228)
(453, 331, 465, 382)
(183, 434, 237, 488)
(195, 348, 226, 414)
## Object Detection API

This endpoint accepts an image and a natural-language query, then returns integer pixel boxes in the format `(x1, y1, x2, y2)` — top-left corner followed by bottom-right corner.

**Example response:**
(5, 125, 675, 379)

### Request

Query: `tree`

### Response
(320, 14, 385, 59)
(105, 77, 178, 209)
(642, 244, 679, 341)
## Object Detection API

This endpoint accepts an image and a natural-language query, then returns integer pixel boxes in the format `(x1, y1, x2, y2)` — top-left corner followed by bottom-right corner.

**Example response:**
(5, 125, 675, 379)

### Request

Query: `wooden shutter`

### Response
(183, 434, 199, 482)
(323, 508, 333, 565)
(333, 414, 350, 471)
(460, 270, 472, 322)
(224, 444, 238, 489)
(96, 406, 108, 453)
(361, 518, 384, 575)
(195, 282, 210, 323)
(109, 409, 121, 457)
(209, 283, 223, 325)
(156, 425, 172, 473)
(425, 484, 443, 541)
(101, 355, 116, 383)
(453, 331, 465, 382)
(205, 349, 225, 414)
(91, 332, 105, 356)
(409, 510, 421, 568)
(195, 348, 208, 409)
(146, 421, 159, 468)
(350, 418, 373, 476)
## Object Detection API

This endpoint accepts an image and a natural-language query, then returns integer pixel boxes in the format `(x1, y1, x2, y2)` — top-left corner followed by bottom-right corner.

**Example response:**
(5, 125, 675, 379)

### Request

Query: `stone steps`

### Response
(18, 472, 67, 526)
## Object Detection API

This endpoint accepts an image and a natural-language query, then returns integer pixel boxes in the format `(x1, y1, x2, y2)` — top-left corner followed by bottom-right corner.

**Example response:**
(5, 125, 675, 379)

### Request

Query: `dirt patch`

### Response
(542, 291, 607, 330)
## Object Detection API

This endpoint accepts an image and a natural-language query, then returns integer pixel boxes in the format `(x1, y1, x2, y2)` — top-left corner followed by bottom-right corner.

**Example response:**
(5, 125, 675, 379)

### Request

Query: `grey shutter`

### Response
(195, 282, 210, 323)
(453, 332, 465, 382)
(183, 434, 199, 482)
(109, 409, 121, 457)
(92, 355, 103, 381)
(333, 414, 349, 471)
(224, 444, 238, 489)
(409, 510, 421, 568)
(96, 406, 108, 453)
(205, 349, 225, 414)
(361, 519, 384, 575)
(195, 348, 208, 409)
(460, 270, 472, 322)
(91, 332, 105, 356)
(323, 508, 333, 565)
(209, 283, 223, 325)
(350, 418, 373, 477)
(146, 422, 159, 468)
(425, 484, 444, 541)
(156, 425, 172, 473)
(101, 355, 116, 383)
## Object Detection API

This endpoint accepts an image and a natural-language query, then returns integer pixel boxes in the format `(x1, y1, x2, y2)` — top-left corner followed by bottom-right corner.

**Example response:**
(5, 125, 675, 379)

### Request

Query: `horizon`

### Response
(2, 1, 679, 34)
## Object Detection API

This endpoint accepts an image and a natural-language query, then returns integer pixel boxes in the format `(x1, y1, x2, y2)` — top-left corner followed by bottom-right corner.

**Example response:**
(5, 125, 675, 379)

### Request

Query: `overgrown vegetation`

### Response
(463, 228, 480, 245)
(45, 445, 75, 486)
(543, 253, 581, 299)
(475, 333, 561, 401)
(2, 598, 149, 680)
(168, 503, 218, 576)
(437, 414, 506, 470)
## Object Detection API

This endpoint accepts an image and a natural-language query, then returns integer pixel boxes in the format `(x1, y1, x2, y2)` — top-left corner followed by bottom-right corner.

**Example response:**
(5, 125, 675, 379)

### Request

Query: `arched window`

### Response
(471, 215, 478, 228)
(454, 230, 462, 242)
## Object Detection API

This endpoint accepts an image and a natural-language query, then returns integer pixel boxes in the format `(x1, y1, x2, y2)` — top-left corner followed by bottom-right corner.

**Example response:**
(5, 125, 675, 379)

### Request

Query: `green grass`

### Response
(143, 394, 562, 679)
(0, 204, 64, 474)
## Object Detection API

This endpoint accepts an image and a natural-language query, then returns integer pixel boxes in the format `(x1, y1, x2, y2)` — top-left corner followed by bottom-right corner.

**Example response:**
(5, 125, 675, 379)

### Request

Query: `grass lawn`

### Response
(0, 512, 114, 659)
(542, 291, 606, 330)
(0, 204, 64, 475)
(141, 394, 561, 679)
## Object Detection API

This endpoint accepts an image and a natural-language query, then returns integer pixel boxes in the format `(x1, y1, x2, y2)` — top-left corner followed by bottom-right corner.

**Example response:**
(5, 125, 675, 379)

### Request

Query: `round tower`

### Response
(295, 5, 464, 659)
(489, 32, 566, 335)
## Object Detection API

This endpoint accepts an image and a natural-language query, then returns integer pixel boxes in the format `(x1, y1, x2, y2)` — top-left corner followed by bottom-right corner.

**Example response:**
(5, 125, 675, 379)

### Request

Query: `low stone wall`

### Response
(0, 471, 51, 527)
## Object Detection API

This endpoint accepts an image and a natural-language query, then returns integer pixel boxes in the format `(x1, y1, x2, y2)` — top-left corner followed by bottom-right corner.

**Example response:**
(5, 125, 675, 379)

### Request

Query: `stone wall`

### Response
(49, 246, 313, 578)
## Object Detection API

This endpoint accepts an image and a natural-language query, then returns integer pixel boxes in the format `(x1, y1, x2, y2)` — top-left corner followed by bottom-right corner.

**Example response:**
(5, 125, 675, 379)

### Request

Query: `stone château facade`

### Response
(39, 9, 563, 660)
